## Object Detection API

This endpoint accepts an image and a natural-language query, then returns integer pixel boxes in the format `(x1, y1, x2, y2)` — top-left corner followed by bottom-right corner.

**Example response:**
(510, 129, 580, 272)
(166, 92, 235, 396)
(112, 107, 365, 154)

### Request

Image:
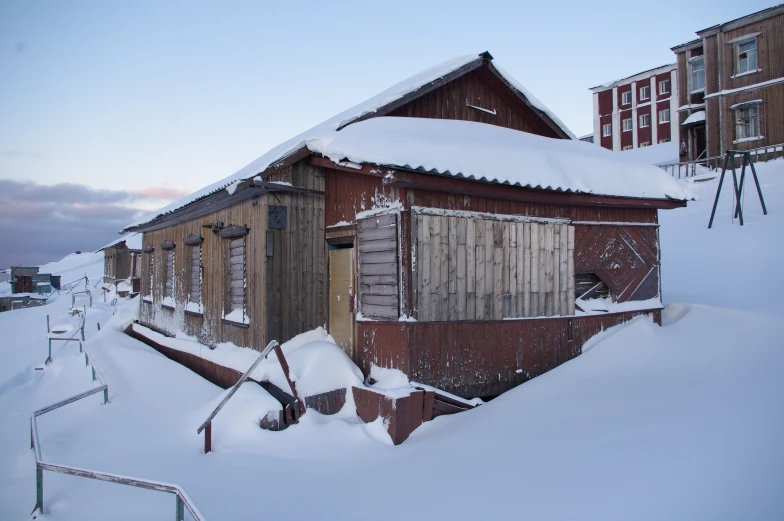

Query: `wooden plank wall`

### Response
(139, 187, 327, 350)
(357, 213, 399, 320)
(357, 309, 661, 398)
(412, 213, 574, 321)
(387, 67, 560, 138)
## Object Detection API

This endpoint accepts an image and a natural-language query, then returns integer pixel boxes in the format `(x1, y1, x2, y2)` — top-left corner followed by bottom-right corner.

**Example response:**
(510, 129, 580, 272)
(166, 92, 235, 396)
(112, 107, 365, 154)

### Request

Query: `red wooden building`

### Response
(123, 51, 692, 410)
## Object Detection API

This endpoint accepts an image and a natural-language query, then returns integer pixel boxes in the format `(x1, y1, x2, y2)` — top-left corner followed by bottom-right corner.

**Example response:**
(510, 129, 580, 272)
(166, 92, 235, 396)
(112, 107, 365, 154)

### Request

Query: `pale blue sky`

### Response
(0, 1, 776, 265)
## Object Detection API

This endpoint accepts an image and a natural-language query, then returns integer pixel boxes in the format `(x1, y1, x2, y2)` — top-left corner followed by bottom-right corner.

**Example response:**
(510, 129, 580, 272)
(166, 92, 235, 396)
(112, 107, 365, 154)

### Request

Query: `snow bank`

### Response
(96, 233, 143, 252)
(311, 117, 694, 201)
(619, 140, 679, 166)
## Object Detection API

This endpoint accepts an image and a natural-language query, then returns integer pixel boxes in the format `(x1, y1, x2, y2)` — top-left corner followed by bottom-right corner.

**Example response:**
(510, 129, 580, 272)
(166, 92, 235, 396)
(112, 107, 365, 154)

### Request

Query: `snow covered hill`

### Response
(0, 162, 782, 520)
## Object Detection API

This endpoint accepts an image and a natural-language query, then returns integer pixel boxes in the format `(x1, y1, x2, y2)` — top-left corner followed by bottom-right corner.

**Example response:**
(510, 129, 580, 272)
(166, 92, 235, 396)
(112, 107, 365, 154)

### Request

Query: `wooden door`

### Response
(329, 248, 354, 357)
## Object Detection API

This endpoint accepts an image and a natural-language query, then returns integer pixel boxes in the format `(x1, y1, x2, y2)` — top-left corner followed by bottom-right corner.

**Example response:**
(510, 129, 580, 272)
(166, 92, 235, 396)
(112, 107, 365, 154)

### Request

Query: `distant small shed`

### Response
(98, 233, 143, 289)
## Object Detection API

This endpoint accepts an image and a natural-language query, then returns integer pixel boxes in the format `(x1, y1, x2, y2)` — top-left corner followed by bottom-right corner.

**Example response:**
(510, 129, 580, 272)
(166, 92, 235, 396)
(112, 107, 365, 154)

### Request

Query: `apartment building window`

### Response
(184, 234, 204, 315)
(602, 123, 612, 137)
(659, 138, 671, 144)
(658, 79, 670, 95)
(622, 145, 633, 150)
(622, 118, 632, 132)
(690, 57, 705, 92)
(639, 142, 650, 147)
(735, 104, 761, 141)
(658, 108, 670, 124)
(639, 113, 650, 128)
(219, 225, 250, 325)
(621, 91, 632, 105)
(736, 38, 758, 74)
(160, 240, 176, 309)
(639, 85, 650, 101)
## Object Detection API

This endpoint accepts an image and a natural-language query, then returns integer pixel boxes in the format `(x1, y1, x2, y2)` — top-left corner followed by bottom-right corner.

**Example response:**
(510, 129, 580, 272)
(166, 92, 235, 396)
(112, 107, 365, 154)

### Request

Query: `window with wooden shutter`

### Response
(357, 213, 399, 320)
(162, 250, 175, 308)
(225, 236, 247, 324)
(187, 245, 202, 314)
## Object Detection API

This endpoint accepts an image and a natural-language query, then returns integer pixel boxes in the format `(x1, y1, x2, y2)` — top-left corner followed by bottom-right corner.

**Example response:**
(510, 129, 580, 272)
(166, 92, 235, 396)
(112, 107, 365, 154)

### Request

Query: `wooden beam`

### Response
(307, 155, 393, 177)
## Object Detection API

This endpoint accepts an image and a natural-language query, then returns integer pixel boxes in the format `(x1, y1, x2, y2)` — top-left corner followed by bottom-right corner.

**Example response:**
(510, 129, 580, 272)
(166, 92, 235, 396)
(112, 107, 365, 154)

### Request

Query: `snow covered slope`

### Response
(1, 162, 782, 520)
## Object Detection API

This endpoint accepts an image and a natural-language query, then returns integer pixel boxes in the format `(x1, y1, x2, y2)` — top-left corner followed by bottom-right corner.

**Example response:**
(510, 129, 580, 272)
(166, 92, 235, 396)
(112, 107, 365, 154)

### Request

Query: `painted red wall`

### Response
(656, 100, 671, 142)
(637, 106, 652, 146)
(600, 114, 613, 150)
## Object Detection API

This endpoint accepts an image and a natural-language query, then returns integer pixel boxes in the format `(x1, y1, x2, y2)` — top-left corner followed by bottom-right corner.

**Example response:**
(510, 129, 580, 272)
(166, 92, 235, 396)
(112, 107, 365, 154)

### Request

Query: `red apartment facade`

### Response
(591, 64, 679, 151)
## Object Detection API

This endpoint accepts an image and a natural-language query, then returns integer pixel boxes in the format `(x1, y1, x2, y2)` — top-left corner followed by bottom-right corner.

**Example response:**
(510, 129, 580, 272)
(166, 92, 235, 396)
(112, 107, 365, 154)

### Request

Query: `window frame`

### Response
(689, 56, 705, 93)
(639, 142, 650, 147)
(639, 85, 650, 101)
(621, 91, 632, 105)
(658, 108, 670, 124)
(602, 123, 612, 137)
(658, 79, 670, 95)
(622, 118, 632, 132)
(734, 103, 762, 142)
(622, 145, 633, 151)
(735, 37, 758, 75)
(219, 226, 250, 327)
(639, 113, 650, 128)
(658, 138, 671, 144)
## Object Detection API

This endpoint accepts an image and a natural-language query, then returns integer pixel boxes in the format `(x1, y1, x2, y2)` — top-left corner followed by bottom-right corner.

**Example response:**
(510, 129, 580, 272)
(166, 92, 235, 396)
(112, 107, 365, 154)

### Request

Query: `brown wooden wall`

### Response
(387, 67, 560, 138)
(139, 187, 326, 350)
(357, 310, 661, 398)
(103, 244, 131, 282)
(720, 14, 784, 90)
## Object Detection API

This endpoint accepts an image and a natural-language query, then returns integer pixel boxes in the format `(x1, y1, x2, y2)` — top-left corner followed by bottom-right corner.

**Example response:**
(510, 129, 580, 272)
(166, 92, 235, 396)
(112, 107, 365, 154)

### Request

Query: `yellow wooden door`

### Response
(329, 248, 354, 358)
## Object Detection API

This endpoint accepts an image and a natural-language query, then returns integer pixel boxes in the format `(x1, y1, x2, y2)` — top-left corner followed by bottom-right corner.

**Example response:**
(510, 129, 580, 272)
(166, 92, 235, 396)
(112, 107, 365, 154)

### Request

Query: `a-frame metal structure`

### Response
(708, 150, 768, 229)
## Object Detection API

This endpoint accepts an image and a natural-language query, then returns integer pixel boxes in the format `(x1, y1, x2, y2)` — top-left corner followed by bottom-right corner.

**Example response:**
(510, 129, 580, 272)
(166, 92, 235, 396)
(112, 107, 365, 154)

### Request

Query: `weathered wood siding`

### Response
(357, 310, 661, 398)
(412, 212, 575, 321)
(139, 188, 326, 349)
(103, 244, 132, 282)
(387, 67, 561, 138)
(357, 213, 399, 320)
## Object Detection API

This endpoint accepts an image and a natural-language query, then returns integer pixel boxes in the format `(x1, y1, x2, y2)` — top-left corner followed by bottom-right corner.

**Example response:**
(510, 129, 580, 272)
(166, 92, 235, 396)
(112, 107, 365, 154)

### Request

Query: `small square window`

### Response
(658, 138, 671, 144)
(658, 108, 670, 124)
(621, 91, 632, 105)
(639, 142, 650, 147)
(622, 145, 633, 150)
(622, 118, 632, 132)
(639, 85, 650, 101)
(639, 114, 650, 128)
(658, 79, 670, 95)
(602, 123, 612, 137)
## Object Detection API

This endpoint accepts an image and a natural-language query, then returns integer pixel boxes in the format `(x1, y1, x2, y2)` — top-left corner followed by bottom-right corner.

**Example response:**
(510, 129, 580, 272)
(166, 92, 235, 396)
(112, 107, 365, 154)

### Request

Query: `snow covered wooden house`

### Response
(98, 234, 143, 292)
(122, 52, 693, 402)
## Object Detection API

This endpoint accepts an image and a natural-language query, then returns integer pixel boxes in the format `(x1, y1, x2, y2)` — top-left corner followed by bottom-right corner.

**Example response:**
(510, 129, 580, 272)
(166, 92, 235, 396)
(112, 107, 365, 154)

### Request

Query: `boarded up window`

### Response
(357, 213, 399, 320)
(413, 211, 575, 321)
(164, 250, 174, 299)
(189, 245, 202, 305)
(148, 254, 154, 295)
(228, 237, 245, 312)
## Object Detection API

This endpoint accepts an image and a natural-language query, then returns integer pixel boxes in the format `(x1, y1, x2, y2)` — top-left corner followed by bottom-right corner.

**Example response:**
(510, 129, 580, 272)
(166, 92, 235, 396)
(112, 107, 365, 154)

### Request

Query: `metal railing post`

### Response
(36, 466, 43, 513)
(46, 315, 50, 334)
(176, 495, 185, 521)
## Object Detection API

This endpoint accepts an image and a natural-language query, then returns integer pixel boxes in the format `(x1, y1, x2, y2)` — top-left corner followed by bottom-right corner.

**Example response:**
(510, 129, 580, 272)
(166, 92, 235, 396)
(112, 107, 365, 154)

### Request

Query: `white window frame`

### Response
(734, 103, 761, 142)
(622, 145, 633, 151)
(622, 118, 632, 132)
(735, 36, 759, 75)
(658, 108, 670, 124)
(639, 113, 650, 128)
(689, 56, 705, 93)
(621, 91, 632, 105)
(658, 79, 670, 95)
(602, 123, 612, 137)
(639, 85, 650, 101)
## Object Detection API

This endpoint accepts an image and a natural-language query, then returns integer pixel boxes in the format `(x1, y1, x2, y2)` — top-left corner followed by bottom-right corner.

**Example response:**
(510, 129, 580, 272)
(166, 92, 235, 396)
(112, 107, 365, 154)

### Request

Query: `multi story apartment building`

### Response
(590, 64, 679, 151)
(672, 4, 784, 161)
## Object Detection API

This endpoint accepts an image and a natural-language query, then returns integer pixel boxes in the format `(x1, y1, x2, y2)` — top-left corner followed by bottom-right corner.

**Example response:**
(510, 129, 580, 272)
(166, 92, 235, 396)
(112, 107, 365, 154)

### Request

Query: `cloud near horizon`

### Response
(0, 179, 189, 268)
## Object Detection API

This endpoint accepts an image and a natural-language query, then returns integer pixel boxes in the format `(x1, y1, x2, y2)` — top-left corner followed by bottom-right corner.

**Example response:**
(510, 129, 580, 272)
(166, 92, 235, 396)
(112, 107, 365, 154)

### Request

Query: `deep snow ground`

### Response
(0, 163, 783, 520)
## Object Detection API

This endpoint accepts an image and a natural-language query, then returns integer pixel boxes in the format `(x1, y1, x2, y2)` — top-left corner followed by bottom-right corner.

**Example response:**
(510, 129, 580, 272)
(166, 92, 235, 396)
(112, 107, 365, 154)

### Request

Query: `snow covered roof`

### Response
(682, 111, 706, 126)
(97, 233, 142, 252)
(310, 118, 694, 201)
(123, 53, 575, 231)
(590, 63, 676, 91)
(619, 141, 679, 166)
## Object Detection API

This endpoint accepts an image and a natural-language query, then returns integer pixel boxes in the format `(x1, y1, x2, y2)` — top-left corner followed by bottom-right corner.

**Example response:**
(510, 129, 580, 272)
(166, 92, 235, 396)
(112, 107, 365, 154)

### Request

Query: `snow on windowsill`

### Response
(733, 136, 764, 144)
(326, 221, 353, 228)
(161, 296, 175, 310)
(223, 308, 250, 326)
(731, 69, 761, 79)
(142, 295, 153, 303)
(185, 301, 203, 316)
(729, 99, 762, 110)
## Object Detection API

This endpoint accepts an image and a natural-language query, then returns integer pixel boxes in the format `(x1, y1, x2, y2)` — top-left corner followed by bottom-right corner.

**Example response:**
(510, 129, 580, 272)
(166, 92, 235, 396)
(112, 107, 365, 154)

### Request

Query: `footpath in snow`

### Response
(0, 161, 783, 520)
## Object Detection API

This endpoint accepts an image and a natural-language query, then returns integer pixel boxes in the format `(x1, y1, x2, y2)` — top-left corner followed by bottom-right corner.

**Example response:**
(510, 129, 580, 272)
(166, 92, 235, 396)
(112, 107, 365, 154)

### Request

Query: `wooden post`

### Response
(47, 339, 52, 365)
(204, 422, 211, 454)
(273, 344, 305, 416)
(97, 322, 101, 331)
(46, 315, 50, 333)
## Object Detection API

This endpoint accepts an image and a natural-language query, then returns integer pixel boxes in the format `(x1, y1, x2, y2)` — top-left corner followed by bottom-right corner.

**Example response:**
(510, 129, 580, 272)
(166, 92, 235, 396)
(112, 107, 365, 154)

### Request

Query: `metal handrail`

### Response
(197, 340, 279, 453)
(659, 142, 784, 179)
(30, 333, 205, 520)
